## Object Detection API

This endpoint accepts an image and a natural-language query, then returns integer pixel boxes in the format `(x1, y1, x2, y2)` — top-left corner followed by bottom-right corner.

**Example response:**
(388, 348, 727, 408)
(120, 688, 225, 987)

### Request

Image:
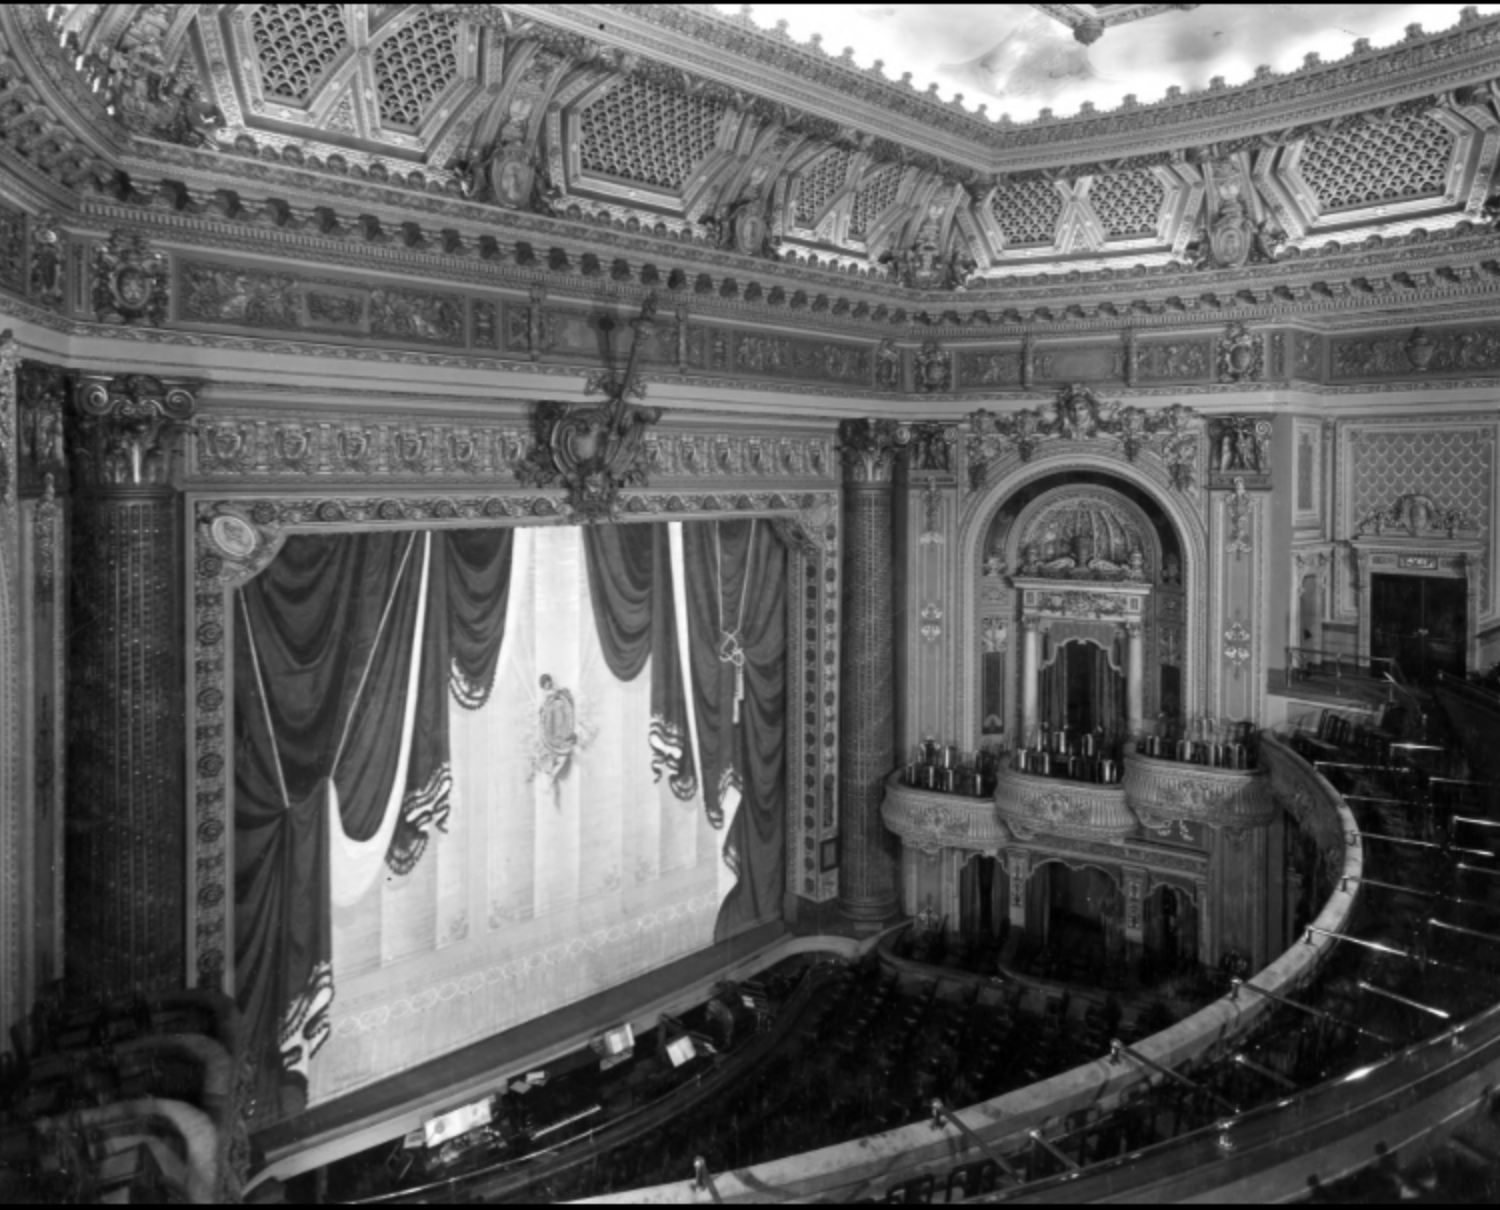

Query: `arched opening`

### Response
(978, 471, 1187, 745)
(1026, 861, 1124, 985)
(1142, 884, 1200, 987)
(958, 853, 1010, 945)
(1038, 636, 1128, 740)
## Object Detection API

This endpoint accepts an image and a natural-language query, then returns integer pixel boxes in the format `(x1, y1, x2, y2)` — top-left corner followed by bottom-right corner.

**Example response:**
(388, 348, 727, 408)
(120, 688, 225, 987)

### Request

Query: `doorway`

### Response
(1143, 885, 1199, 983)
(1026, 862, 1123, 982)
(1371, 574, 1466, 684)
(958, 855, 1009, 944)
(1038, 640, 1127, 740)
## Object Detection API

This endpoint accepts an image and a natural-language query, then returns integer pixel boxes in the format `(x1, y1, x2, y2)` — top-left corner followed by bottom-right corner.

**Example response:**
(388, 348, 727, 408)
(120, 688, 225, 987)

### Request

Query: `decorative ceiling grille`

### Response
(1298, 114, 1455, 212)
(577, 78, 724, 191)
(375, 11, 460, 128)
(251, 3, 349, 105)
(990, 177, 1063, 247)
(794, 149, 853, 227)
(848, 166, 903, 238)
(1089, 168, 1164, 239)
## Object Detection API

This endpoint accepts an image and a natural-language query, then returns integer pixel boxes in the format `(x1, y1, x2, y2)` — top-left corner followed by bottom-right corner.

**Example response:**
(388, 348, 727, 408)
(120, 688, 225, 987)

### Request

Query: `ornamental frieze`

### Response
(181, 260, 466, 346)
(1122, 753, 1276, 833)
(191, 416, 837, 484)
(994, 767, 1137, 843)
(187, 482, 842, 981)
(882, 778, 1008, 856)
(967, 388, 1201, 490)
(1331, 324, 1500, 378)
(44, 170, 1500, 362)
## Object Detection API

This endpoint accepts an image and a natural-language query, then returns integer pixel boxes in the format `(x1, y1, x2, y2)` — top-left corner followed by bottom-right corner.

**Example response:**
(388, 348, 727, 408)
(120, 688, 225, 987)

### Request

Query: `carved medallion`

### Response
(516, 399, 662, 522)
(93, 230, 169, 327)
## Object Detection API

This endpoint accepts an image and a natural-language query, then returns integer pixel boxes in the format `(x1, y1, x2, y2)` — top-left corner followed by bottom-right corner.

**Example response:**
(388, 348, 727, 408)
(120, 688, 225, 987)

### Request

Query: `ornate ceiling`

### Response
(722, 4, 1495, 121)
(4, 3, 1499, 337)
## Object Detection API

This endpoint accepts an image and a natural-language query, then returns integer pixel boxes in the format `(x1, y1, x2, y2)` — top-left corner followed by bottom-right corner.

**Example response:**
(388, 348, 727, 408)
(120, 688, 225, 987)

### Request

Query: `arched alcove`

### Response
(960, 461, 1202, 749)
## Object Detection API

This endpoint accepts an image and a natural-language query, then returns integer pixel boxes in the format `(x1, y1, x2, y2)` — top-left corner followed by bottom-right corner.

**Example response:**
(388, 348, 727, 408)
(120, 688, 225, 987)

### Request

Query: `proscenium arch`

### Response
(957, 449, 1209, 751)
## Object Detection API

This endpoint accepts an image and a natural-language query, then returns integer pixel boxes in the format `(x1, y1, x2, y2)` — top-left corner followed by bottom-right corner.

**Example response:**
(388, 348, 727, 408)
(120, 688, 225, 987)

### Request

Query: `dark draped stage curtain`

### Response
(582, 525, 695, 798)
(390, 528, 516, 872)
(682, 521, 787, 941)
(235, 528, 513, 1120)
(235, 522, 787, 1119)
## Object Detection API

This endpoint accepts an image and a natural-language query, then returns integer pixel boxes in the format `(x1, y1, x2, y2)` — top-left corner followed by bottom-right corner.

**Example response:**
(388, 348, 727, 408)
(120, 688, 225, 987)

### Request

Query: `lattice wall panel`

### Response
(1350, 427, 1493, 612)
(990, 177, 1063, 247)
(252, 3, 349, 105)
(794, 149, 853, 227)
(375, 11, 460, 128)
(849, 166, 902, 239)
(1090, 168, 1165, 239)
(577, 78, 724, 191)
(1299, 114, 1455, 213)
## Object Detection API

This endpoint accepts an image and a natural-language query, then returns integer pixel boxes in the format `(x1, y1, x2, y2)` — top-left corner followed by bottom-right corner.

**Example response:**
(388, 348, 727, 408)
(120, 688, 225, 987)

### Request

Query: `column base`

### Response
(837, 895, 902, 925)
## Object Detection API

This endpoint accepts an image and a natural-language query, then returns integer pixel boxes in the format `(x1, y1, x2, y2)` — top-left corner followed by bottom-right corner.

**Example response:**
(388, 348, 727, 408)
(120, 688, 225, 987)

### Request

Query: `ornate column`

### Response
(1125, 620, 1145, 737)
(837, 418, 908, 923)
(65, 372, 198, 995)
(1020, 617, 1041, 743)
(1007, 850, 1030, 931)
(0, 334, 20, 1036)
(1122, 867, 1146, 950)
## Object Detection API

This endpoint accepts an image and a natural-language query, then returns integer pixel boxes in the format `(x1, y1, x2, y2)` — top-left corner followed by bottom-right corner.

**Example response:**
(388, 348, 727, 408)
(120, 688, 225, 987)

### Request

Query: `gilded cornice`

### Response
(4, 288, 1500, 419)
(61, 189, 1500, 342)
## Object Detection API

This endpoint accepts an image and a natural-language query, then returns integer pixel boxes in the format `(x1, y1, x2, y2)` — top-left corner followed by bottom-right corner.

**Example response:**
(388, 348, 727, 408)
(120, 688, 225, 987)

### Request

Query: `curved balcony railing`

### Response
(855, 727, 1500, 1205)
(591, 734, 1362, 1203)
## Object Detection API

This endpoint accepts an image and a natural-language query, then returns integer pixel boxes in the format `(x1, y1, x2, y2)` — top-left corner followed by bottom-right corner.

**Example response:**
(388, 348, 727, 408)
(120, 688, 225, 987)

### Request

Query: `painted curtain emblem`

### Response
(527, 674, 596, 801)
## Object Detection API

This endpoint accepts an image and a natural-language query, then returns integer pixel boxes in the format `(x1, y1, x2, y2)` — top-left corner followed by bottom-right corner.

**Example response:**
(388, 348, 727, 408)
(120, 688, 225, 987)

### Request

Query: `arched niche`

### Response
(958, 457, 1205, 750)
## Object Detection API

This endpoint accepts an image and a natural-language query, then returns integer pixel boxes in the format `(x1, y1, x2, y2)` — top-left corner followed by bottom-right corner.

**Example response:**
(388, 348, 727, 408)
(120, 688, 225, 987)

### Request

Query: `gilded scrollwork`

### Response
(967, 388, 1202, 491)
(995, 767, 1137, 843)
(1354, 492, 1474, 539)
(1225, 477, 1253, 554)
(1217, 322, 1264, 383)
(1124, 753, 1275, 834)
(838, 417, 910, 485)
(33, 474, 58, 602)
(199, 505, 286, 588)
(0, 332, 15, 505)
(1207, 415, 1273, 490)
(69, 373, 199, 491)
(92, 231, 170, 328)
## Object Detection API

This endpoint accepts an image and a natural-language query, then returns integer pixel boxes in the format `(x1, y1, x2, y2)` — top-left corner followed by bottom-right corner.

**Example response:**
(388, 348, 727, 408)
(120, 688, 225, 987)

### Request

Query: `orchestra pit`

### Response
(3, 3, 1500, 1203)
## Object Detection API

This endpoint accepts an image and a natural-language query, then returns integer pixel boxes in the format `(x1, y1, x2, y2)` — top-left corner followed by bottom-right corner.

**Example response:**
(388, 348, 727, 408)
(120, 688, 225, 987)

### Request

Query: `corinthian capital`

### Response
(69, 372, 200, 493)
(838, 417, 910, 485)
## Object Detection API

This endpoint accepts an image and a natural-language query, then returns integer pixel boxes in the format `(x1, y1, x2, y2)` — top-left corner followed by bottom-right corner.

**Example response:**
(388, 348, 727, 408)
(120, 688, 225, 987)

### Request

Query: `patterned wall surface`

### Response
(0, 205, 23, 295)
(67, 498, 184, 993)
(793, 148, 854, 228)
(374, 10, 460, 128)
(1089, 169, 1165, 240)
(252, 2, 349, 105)
(577, 78, 723, 191)
(848, 166, 903, 240)
(1297, 112, 1455, 214)
(1348, 425, 1495, 614)
(989, 178, 1064, 248)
